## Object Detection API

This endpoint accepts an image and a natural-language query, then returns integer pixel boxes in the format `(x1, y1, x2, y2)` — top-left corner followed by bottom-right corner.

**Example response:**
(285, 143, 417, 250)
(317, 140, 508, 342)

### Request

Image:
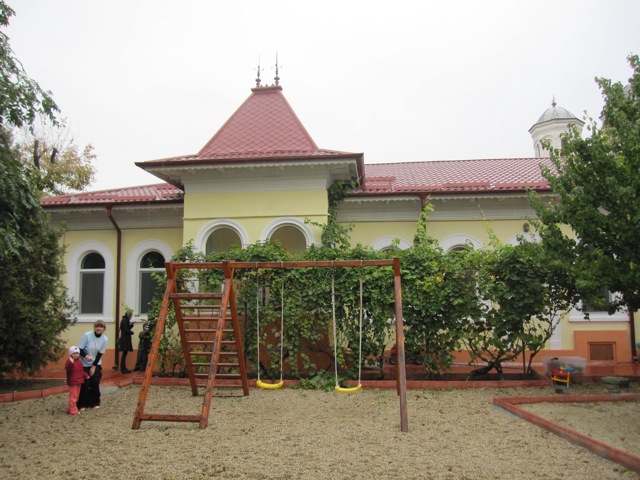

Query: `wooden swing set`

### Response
(131, 258, 409, 432)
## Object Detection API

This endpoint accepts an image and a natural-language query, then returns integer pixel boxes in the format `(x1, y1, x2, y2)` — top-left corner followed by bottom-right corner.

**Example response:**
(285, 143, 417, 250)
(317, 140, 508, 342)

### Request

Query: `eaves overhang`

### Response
(137, 154, 365, 188)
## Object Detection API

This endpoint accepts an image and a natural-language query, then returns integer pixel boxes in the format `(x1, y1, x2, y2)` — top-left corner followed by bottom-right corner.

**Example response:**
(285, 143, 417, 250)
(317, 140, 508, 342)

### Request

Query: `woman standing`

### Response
(77, 320, 109, 409)
(118, 310, 134, 374)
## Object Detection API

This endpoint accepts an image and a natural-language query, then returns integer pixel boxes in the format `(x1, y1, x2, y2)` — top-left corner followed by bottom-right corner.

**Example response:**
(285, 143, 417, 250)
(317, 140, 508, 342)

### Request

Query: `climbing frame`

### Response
(132, 261, 250, 430)
(131, 258, 409, 432)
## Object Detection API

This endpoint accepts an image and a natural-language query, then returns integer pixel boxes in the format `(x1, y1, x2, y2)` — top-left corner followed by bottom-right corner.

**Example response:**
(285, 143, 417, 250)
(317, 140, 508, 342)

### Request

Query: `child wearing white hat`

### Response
(65, 346, 89, 415)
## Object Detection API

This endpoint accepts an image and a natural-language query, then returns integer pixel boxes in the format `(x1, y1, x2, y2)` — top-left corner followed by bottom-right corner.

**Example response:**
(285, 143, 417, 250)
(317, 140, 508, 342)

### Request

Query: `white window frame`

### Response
(68, 241, 114, 323)
(260, 217, 315, 248)
(194, 219, 249, 254)
(370, 236, 411, 251)
(440, 234, 483, 252)
(125, 240, 173, 317)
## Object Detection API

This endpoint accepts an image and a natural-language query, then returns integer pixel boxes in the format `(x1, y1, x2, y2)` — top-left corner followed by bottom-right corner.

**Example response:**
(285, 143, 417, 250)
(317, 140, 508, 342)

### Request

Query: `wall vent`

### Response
(589, 343, 615, 361)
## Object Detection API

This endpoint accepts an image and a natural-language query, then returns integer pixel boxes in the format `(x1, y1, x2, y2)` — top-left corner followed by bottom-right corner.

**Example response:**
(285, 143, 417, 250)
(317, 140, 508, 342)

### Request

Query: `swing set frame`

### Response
(132, 258, 409, 432)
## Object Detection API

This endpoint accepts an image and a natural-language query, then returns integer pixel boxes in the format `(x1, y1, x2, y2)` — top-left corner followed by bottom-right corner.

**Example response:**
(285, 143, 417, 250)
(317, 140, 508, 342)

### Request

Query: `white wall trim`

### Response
(440, 234, 484, 251)
(194, 219, 250, 253)
(68, 241, 115, 323)
(125, 240, 174, 316)
(370, 236, 411, 251)
(506, 232, 541, 245)
(260, 217, 315, 247)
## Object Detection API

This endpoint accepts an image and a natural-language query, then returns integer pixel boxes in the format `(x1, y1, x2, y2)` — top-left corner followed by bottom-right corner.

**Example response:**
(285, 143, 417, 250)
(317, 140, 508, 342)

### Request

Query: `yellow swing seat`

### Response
(256, 379, 284, 390)
(335, 383, 362, 394)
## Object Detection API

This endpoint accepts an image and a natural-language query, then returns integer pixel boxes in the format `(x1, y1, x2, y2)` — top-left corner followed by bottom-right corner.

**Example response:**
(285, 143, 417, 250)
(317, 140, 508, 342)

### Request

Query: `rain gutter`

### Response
(106, 205, 122, 369)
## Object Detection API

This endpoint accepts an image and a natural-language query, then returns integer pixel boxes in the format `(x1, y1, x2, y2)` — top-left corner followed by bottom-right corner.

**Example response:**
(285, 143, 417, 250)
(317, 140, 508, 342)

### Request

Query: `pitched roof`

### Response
(40, 183, 183, 207)
(137, 85, 358, 168)
(41, 158, 552, 207)
(354, 158, 552, 195)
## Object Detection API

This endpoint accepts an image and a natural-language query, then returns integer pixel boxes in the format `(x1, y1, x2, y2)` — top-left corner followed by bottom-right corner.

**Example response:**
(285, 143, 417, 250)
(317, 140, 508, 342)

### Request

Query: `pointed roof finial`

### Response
(274, 53, 280, 86)
(551, 95, 557, 108)
(255, 56, 262, 88)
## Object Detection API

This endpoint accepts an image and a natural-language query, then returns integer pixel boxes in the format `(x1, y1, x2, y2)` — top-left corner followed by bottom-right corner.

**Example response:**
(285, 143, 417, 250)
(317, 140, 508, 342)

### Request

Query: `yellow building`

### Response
(41, 79, 637, 368)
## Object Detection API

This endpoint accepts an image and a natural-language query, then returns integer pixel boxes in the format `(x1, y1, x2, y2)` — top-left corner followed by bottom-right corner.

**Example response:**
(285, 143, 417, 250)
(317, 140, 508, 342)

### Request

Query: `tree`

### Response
(0, 1, 75, 377)
(0, 2, 58, 128)
(529, 55, 640, 357)
(14, 117, 96, 196)
(462, 235, 579, 378)
(0, 129, 76, 376)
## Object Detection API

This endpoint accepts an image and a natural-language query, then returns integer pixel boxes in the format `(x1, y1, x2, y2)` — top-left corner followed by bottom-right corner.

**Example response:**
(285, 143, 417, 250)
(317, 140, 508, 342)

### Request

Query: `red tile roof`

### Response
(355, 158, 553, 195)
(199, 85, 319, 156)
(41, 158, 552, 207)
(40, 183, 183, 207)
(138, 86, 357, 169)
(42, 84, 553, 208)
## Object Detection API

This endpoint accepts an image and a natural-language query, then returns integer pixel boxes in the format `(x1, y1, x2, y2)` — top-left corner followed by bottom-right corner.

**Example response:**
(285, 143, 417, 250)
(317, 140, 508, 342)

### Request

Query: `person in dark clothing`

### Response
(118, 310, 135, 374)
(134, 322, 151, 372)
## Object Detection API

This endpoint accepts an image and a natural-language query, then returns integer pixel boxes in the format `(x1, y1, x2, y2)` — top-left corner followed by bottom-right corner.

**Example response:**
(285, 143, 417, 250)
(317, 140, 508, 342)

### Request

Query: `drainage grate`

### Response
(589, 342, 615, 361)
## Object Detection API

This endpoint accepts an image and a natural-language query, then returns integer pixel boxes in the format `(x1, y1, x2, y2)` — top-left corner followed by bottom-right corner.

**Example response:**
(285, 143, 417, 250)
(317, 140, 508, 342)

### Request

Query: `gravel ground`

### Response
(0, 383, 638, 479)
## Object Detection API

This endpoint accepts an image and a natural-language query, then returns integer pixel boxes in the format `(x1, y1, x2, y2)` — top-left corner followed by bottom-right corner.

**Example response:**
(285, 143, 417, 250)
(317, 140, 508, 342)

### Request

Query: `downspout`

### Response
(630, 309, 638, 362)
(107, 205, 122, 370)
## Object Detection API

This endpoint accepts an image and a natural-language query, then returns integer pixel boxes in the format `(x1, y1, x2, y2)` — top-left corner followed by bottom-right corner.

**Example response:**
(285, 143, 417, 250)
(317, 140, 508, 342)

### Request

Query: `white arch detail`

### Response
(68, 241, 115, 323)
(506, 232, 541, 246)
(439, 234, 484, 252)
(260, 217, 315, 247)
(370, 236, 411, 251)
(125, 240, 174, 315)
(194, 219, 250, 253)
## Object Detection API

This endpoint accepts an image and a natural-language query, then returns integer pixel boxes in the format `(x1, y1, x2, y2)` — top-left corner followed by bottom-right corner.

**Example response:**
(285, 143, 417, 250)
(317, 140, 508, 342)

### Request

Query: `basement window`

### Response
(589, 343, 615, 362)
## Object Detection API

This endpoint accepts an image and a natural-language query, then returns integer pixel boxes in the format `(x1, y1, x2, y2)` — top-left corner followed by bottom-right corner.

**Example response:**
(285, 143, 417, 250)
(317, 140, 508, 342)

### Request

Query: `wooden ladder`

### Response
(132, 262, 250, 430)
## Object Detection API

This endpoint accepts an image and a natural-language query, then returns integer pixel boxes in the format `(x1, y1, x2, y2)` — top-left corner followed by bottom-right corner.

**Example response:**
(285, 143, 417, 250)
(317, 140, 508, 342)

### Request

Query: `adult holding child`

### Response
(77, 320, 108, 410)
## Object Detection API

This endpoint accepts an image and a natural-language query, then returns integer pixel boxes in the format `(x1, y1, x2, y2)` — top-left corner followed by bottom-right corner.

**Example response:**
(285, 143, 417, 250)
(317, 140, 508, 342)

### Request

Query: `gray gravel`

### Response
(0, 384, 638, 479)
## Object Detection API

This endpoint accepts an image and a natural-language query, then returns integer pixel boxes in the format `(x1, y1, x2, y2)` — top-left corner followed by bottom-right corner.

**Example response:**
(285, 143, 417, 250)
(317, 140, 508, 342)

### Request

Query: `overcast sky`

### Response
(7, 0, 639, 192)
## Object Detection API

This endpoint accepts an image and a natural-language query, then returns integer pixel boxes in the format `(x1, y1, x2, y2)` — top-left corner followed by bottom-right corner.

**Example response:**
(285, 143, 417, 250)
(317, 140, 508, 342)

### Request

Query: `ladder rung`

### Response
(180, 304, 223, 310)
(185, 328, 218, 333)
(139, 413, 202, 423)
(169, 293, 222, 300)
(187, 340, 238, 346)
(195, 373, 240, 378)
(187, 350, 238, 356)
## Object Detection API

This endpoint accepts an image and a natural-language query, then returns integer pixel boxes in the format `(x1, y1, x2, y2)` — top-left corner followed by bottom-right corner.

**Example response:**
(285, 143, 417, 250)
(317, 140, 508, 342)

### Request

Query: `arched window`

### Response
(269, 225, 307, 253)
(370, 236, 411, 251)
(139, 251, 165, 315)
(80, 252, 105, 314)
(206, 227, 242, 254)
(195, 219, 249, 254)
(440, 234, 483, 252)
(261, 217, 314, 253)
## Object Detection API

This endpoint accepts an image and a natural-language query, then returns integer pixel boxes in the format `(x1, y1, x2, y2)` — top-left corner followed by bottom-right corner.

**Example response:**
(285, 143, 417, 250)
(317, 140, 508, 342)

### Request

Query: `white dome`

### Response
(535, 100, 578, 124)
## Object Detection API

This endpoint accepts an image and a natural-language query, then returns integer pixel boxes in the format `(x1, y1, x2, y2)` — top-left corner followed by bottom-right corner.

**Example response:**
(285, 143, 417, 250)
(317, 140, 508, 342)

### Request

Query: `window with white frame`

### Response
(269, 225, 307, 253)
(139, 251, 165, 315)
(206, 227, 242, 254)
(79, 252, 105, 314)
(261, 217, 314, 253)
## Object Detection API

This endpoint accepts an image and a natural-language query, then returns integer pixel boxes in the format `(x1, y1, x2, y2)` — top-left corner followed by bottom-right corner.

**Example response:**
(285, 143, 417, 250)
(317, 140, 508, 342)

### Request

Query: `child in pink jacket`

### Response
(65, 346, 89, 415)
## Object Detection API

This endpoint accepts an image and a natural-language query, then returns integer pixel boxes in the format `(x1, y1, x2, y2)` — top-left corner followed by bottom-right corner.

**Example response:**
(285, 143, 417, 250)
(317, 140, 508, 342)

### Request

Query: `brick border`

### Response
(0, 376, 552, 403)
(493, 393, 640, 473)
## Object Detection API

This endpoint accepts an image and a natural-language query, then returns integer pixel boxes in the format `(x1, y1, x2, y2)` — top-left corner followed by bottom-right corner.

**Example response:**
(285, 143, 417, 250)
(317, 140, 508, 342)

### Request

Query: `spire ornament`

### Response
(255, 57, 262, 88)
(274, 53, 280, 86)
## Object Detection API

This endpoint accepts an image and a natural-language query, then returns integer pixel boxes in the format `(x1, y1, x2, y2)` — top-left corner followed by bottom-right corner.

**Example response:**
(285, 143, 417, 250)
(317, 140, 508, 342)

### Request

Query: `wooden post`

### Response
(132, 263, 176, 429)
(393, 257, 409, 432)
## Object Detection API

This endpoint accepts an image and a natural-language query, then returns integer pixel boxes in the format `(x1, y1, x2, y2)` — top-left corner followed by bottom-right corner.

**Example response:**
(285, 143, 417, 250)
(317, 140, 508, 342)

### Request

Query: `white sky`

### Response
(6, 0, 639, 191)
